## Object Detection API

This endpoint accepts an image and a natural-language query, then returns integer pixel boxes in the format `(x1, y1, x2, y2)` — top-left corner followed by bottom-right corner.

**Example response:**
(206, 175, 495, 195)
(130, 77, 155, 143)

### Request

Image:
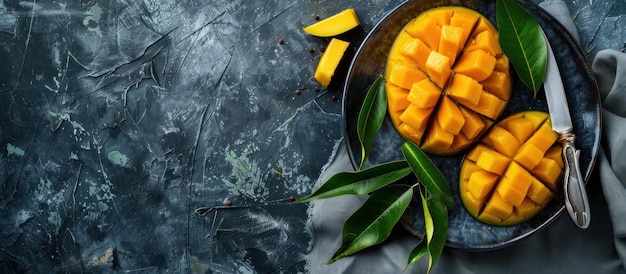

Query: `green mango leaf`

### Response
(405, 238, 428, 271)
(357, 76, 387, 169)
(327, 184, 413, 264)
(420, 190, 448, 273)
(401, 142, 454, 209)
(294, 160, 411, 203)
(496, 0, 547, 96)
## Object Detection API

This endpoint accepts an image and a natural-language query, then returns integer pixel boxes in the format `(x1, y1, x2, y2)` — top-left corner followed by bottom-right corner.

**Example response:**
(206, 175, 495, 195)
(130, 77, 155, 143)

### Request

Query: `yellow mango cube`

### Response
(506, 117, 535, 143)
(544, 145, 564, 168)
(476, 149, 510, 175)
(459, 106, 485, 139)
(487, 126, 520, 158)
(462, 190, 483, 218)
(470, 17, 495, 39)
(439, 25, 464, 63)
(527, 179, 555, 205)
(531, 158, 563, 191)
(495, 54, 510, 72)
(428, 9, 453, 26)
(425, 51, 451, 88)
(405, 16, 441, 49)
(398, 123, 426, 142)
(437, 96, 465, 135)
(451, 131, 472, 151)
(496, 176, 526, 207)
(513, 198, 539, 221)
(482, 192, 513, 220)
(399, 104, 433, 133)
(421, 121, 455, 153)
(467, 144, 492, 162)
(465, 30, 502, 56)
(468, 170, 499, 199)
(399, 38, 432, 71)
(461, 161, 484, 181)
(453, 49, 497, 82)
(526, 123, 559, 152)
(386, 62, 428, 90)
(407, 79, 442, 108)
(386, 84, 410, 113)
(447, 73, 482, 107)
(481, 71, 511, 100)
(467, 90, 505, 119)
(522, 111, 548, 129)
(503, 162, 533, 194)
(449, 11, 479, 46)
(513, 143, 544, 170)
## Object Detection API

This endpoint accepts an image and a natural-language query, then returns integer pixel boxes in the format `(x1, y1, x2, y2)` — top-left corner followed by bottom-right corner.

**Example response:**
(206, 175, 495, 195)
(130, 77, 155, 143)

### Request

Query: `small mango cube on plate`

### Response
(459, 106, 485, 139)
(399, 104, 434, 134)
(425, 50, 452, 88)
(506, 117, 535, 143)
(437, 96, 465, 135)
(405, 15, 441, 49)
(387, 62, 428, 90)
(487, 126, 520, 158)
(468, 170, 499, 200)
(407, 79, 442, 108)
(453, 49, 496, 82)
(513, 143, 544, 170)
(386, 85, 410, 113)
(476, 149, 510, 175)
(465, 30, 502, 56)
(399, 38, 432, 71)
(447, 73, 482, 107)
(439, 25, 464, 63)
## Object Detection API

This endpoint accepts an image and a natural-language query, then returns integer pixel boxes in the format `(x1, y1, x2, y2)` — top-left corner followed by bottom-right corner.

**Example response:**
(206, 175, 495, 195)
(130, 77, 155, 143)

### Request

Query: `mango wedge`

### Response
(314, 38, 350, 88)
(303, 9, 361, 37)
(459, 111, 564, 226)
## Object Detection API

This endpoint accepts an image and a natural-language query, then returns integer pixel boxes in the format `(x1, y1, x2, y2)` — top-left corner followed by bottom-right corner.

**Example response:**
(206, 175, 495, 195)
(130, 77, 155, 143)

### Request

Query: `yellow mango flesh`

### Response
(303, 8, 361, 37)
(459, 111, 564, 226)
(314, 38, 350, 88)
(385, 6, 511, 155)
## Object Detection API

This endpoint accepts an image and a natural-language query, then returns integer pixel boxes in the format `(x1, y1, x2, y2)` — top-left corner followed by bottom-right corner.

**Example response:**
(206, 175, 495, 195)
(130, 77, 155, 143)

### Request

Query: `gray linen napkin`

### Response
(593, 48, 626, 266)
(306, 1, 626, 273)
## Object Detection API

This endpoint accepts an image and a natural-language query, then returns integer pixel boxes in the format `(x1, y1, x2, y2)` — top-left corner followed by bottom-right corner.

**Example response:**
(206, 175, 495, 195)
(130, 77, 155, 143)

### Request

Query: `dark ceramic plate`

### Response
(342, 0, 601, 250)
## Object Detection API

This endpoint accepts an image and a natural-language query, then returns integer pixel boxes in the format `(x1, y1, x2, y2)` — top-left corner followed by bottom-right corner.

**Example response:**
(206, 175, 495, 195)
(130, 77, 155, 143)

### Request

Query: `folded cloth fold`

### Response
(593, 49, 626, 267)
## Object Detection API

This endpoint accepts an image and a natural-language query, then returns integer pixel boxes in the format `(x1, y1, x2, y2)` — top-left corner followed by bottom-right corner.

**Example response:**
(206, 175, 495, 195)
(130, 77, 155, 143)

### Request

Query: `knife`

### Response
(542, 31, 590, 229)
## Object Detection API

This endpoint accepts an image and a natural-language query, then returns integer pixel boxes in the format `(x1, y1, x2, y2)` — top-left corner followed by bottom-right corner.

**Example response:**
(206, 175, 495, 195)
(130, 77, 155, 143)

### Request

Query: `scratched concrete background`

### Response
(0, 0, 623, 273)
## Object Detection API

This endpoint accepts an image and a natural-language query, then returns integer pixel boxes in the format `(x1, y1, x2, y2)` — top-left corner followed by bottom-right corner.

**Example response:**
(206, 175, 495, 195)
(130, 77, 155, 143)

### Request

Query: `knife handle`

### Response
(561, 138, 591, 229)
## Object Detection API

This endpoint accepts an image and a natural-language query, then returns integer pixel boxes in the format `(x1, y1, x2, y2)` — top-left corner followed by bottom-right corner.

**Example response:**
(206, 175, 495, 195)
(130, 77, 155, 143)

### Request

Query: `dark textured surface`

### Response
(0, 0, 623, 272)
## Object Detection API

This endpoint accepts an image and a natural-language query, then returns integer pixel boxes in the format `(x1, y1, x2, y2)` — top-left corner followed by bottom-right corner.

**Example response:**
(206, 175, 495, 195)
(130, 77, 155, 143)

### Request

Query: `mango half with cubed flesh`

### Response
(460, 111, 564, 226)
(385, 6, 511, 155)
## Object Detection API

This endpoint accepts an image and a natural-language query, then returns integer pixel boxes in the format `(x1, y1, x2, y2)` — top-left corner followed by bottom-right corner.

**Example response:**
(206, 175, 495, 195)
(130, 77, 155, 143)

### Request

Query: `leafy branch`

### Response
(296, 76, 453, 272)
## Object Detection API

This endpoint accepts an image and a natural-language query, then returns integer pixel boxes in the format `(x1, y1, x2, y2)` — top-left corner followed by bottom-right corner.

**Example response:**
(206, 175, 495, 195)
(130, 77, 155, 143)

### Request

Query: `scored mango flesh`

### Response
(385, 6, 511, 155)
(459, 111, 564, 226)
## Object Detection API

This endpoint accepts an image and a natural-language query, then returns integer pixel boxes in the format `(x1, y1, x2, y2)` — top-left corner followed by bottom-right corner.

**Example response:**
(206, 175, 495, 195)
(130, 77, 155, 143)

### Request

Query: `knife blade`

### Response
(542, 30, 590, 229)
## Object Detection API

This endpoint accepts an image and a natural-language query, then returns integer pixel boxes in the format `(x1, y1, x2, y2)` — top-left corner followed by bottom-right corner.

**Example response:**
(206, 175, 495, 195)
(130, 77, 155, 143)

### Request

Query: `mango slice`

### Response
(385, 6, 511, 155)
(459, 111, 564, 226)
(314, 38, 350, 88)
(303, 8, 361, 37)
